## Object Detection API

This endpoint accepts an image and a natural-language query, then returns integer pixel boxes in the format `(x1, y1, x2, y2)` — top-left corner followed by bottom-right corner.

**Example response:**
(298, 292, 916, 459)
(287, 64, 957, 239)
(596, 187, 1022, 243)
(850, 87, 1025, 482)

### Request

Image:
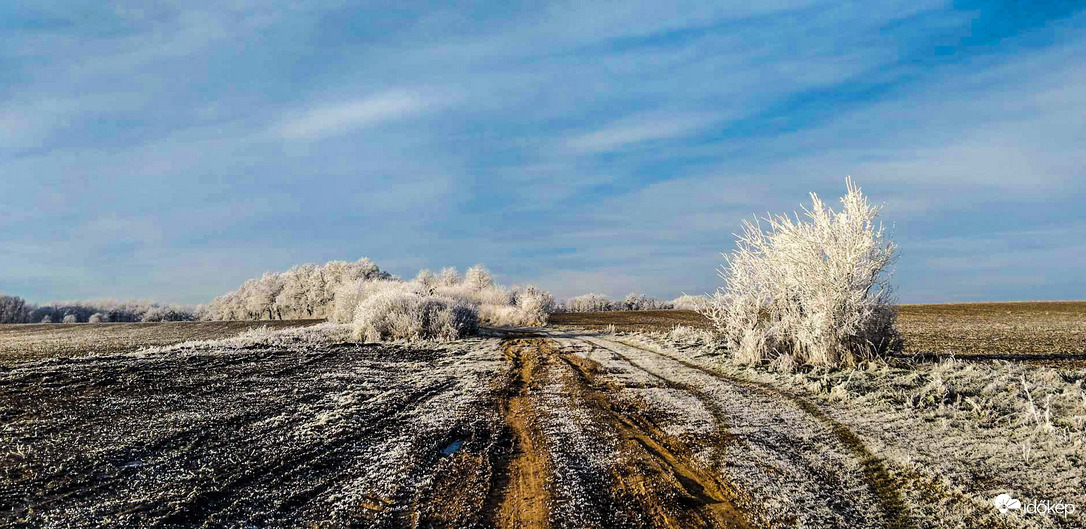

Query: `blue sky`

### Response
(1, 1, 1084, 304)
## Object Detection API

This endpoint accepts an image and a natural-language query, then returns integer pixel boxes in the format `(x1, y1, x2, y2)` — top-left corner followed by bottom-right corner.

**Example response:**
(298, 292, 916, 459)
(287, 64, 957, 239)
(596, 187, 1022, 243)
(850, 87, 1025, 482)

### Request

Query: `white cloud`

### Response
(274, 92, 429, 140)
(566, 116, 707, 154)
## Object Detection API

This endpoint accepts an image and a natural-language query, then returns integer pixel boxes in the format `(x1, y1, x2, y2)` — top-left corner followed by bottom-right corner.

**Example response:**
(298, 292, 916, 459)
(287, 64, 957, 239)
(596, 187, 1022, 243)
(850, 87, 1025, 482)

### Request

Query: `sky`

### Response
(1, 1, 1085, 305)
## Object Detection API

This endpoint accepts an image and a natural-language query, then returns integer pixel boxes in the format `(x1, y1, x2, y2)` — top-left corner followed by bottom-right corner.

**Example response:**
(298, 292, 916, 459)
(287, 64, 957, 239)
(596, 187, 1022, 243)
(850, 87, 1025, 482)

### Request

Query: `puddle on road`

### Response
(442, 440, 463, 455)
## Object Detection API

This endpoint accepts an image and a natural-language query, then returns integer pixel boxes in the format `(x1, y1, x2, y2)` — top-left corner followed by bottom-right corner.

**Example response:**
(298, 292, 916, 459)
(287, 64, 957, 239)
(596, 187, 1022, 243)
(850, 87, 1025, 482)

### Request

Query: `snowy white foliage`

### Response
(9, 299, 196, 324)
(561, 293, 615, 313)
(206, 257, 392, 321)
(353, 289, 478, 342)
(213, 260, 552, 341)
(506, 285, 555, 325)
(62, 314, 78, 324)
(557, 292, 673, 312)
(700, 178, 900, 367)
(464, 264, 495, 291)
(669, 294, 707, 310)
(622, 293, 672, 311)
(437, 267, 460, 286)
(88, 313, 107, 323)
(430, 267, 553, 326)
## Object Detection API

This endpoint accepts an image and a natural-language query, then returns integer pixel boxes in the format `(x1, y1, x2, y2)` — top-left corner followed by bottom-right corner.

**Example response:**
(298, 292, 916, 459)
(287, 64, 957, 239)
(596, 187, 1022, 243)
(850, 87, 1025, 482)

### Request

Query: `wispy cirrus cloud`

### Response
(273, 91, 431, 140)
(565, 116, 708, 154)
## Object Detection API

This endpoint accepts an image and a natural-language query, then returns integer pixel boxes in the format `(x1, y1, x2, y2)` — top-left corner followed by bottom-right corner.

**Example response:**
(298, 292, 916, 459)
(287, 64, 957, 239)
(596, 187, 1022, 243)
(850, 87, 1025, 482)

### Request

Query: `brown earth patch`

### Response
(489, 338, 554, 529)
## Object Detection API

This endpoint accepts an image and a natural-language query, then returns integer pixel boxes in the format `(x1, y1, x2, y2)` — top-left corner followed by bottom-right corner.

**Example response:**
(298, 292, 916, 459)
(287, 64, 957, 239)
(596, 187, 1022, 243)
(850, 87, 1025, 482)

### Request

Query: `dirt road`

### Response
(2, 325, 922, 528)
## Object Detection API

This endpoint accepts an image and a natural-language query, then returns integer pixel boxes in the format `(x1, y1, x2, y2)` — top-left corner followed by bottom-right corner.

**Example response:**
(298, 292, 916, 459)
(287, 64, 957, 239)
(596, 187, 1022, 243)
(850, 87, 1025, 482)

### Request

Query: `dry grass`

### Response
(0, 320, 322, 366)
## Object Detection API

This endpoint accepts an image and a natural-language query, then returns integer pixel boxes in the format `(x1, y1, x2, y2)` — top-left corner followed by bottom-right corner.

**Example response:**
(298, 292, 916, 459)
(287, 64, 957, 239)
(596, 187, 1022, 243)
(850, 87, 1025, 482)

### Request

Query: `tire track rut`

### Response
(581, 333, 913, 529)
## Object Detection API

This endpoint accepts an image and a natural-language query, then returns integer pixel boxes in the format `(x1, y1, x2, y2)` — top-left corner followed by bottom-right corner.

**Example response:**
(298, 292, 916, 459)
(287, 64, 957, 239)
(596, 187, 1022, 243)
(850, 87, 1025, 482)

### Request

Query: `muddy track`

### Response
(563, 338, 739, 470)
(487, 338, 554, 529)
(483, 337, 753, 528)
(588, 334, 914, 529)
(604, 337, 911, 525)
(557, 351, 749, 529)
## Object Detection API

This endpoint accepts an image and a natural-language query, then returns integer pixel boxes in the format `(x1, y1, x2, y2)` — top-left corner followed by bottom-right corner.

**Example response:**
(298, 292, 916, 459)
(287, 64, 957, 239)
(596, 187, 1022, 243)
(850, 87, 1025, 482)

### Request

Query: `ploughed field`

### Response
(0, 320, 323, 367)
(0, 325, 905, 528)
(2, 305, 1084, 528)
(551, 302, 1086, 365)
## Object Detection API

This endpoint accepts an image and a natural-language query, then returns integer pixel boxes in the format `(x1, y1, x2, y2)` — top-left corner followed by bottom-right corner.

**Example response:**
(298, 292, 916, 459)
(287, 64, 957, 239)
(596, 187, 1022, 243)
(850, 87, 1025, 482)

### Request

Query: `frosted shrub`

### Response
(670, 294, 706, 310)
(88, 313, 107, 323)
(62, 314, 78, 324)
(507, 285, 554, 325)
(425, 265, 552, 327)
(353, 291, 478, 342)
(415, 269, 436, 290)
(701, 178, 900, 367)
(331, 280, 366, 323)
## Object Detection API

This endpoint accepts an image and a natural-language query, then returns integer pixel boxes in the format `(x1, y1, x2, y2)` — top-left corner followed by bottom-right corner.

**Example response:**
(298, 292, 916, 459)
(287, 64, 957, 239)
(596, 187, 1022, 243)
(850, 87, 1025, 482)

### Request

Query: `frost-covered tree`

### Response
(622, 293, 672, 311)
(62, 314, 78, 323)
(557, 292, 672, 312)
(18, 299, 195, 324)
(0, 295, 32, 324)
(437, 267, 460, 286)
(464, 264, 495, 292)
(207, 257, 392, 321)
(88, 313, 107, 323)
(276, 264, 321, 317)
(700, 178, 900, 367)
(560, 293, 615, 313)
